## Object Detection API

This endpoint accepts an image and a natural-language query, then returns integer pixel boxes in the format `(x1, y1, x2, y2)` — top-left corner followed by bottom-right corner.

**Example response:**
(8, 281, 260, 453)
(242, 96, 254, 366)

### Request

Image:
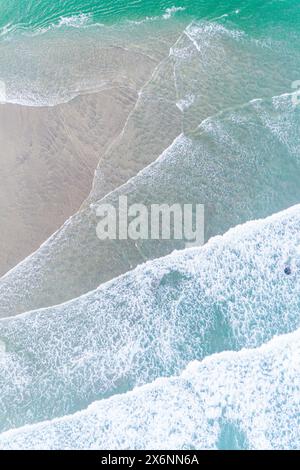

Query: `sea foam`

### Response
(0, 91, 300, 319)
(0, 204, 299, 431)
(0, 326, 298, 449)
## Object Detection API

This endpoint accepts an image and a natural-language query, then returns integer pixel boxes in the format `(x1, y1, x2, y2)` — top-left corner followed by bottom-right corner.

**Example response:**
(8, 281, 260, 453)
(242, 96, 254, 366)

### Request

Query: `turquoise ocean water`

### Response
(0, 0, 299, 30)
(1, 0, 300, 35)
(0, 0, 299, 450)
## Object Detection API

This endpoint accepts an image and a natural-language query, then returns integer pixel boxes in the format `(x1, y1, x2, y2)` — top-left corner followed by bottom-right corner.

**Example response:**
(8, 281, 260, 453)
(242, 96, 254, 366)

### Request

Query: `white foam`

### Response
(176, 93, 195, 112)
(0, 339, 5, 354)
(1, 88, 300, 320)
(127, 6, 186, 25)
(0, 14, 178, 107)
(57, 13, 91, 28)
(0, 328, 298, 450)
(0, 204, 299, 432)
(163, 7, 186, 20)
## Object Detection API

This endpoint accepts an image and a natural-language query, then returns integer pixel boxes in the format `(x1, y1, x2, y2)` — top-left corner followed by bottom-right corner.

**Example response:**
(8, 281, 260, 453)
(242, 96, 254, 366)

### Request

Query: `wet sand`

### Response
(0, 21, 184, 277)
(0, 87, 140, 275)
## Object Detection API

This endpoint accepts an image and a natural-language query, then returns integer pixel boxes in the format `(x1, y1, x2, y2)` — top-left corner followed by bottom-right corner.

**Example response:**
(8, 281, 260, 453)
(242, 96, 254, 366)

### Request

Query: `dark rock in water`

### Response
(284, 266, 292, 275)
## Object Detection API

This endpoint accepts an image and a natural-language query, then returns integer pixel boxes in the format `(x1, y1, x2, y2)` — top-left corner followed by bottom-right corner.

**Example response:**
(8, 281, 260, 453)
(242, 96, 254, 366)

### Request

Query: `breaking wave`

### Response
(0, 325, 299, 449)
(0, 204, 299, 432)
(0, 0, 300, 450)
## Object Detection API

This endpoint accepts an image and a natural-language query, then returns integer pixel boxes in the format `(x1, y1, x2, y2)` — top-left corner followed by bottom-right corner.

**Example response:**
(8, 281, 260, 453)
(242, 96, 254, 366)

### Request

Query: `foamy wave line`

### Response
(30, 13, 94, 36)
(0, 13, 94, 41)
(57, 13, 92, 28)
(0, 202, 299, 436)
(0, 327, 298, 450)
(163, 6, 186, 19)
(126, 5, 186, 25)
(0, 5, 185, 40)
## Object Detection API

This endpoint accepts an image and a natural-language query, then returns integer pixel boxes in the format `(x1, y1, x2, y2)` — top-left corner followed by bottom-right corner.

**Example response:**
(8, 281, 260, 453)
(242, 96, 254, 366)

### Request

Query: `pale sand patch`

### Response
(0, 87, 140, 276)
(0, 27, 185, 311)
(1, 92, 299, 318)
(0, 34, 165, 276)
(0, 40, 183, 314)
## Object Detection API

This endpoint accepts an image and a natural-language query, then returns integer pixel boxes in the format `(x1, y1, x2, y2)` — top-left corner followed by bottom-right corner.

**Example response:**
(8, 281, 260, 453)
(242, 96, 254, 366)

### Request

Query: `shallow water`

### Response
(1, 326, 299, 449)
(0, 204, 299, 432)
(0, 0, 299, 450)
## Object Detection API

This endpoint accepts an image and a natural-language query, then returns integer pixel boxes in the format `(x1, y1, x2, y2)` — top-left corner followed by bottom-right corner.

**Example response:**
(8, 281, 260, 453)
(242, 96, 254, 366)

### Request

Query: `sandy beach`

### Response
(0, 86, 141, 275)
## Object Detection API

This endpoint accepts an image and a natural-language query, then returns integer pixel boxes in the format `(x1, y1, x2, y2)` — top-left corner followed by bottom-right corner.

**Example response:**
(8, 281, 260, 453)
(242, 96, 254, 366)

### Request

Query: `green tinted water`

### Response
(1, 1, 299, 35)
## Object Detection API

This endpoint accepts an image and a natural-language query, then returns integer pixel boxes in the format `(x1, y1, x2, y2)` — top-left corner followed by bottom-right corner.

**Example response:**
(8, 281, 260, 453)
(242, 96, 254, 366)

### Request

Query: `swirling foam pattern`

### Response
(0, 327, 299, 449)
(0, 91, 300, 318)
(0, 0, 300, 450)
(0, 204, 299, 432)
